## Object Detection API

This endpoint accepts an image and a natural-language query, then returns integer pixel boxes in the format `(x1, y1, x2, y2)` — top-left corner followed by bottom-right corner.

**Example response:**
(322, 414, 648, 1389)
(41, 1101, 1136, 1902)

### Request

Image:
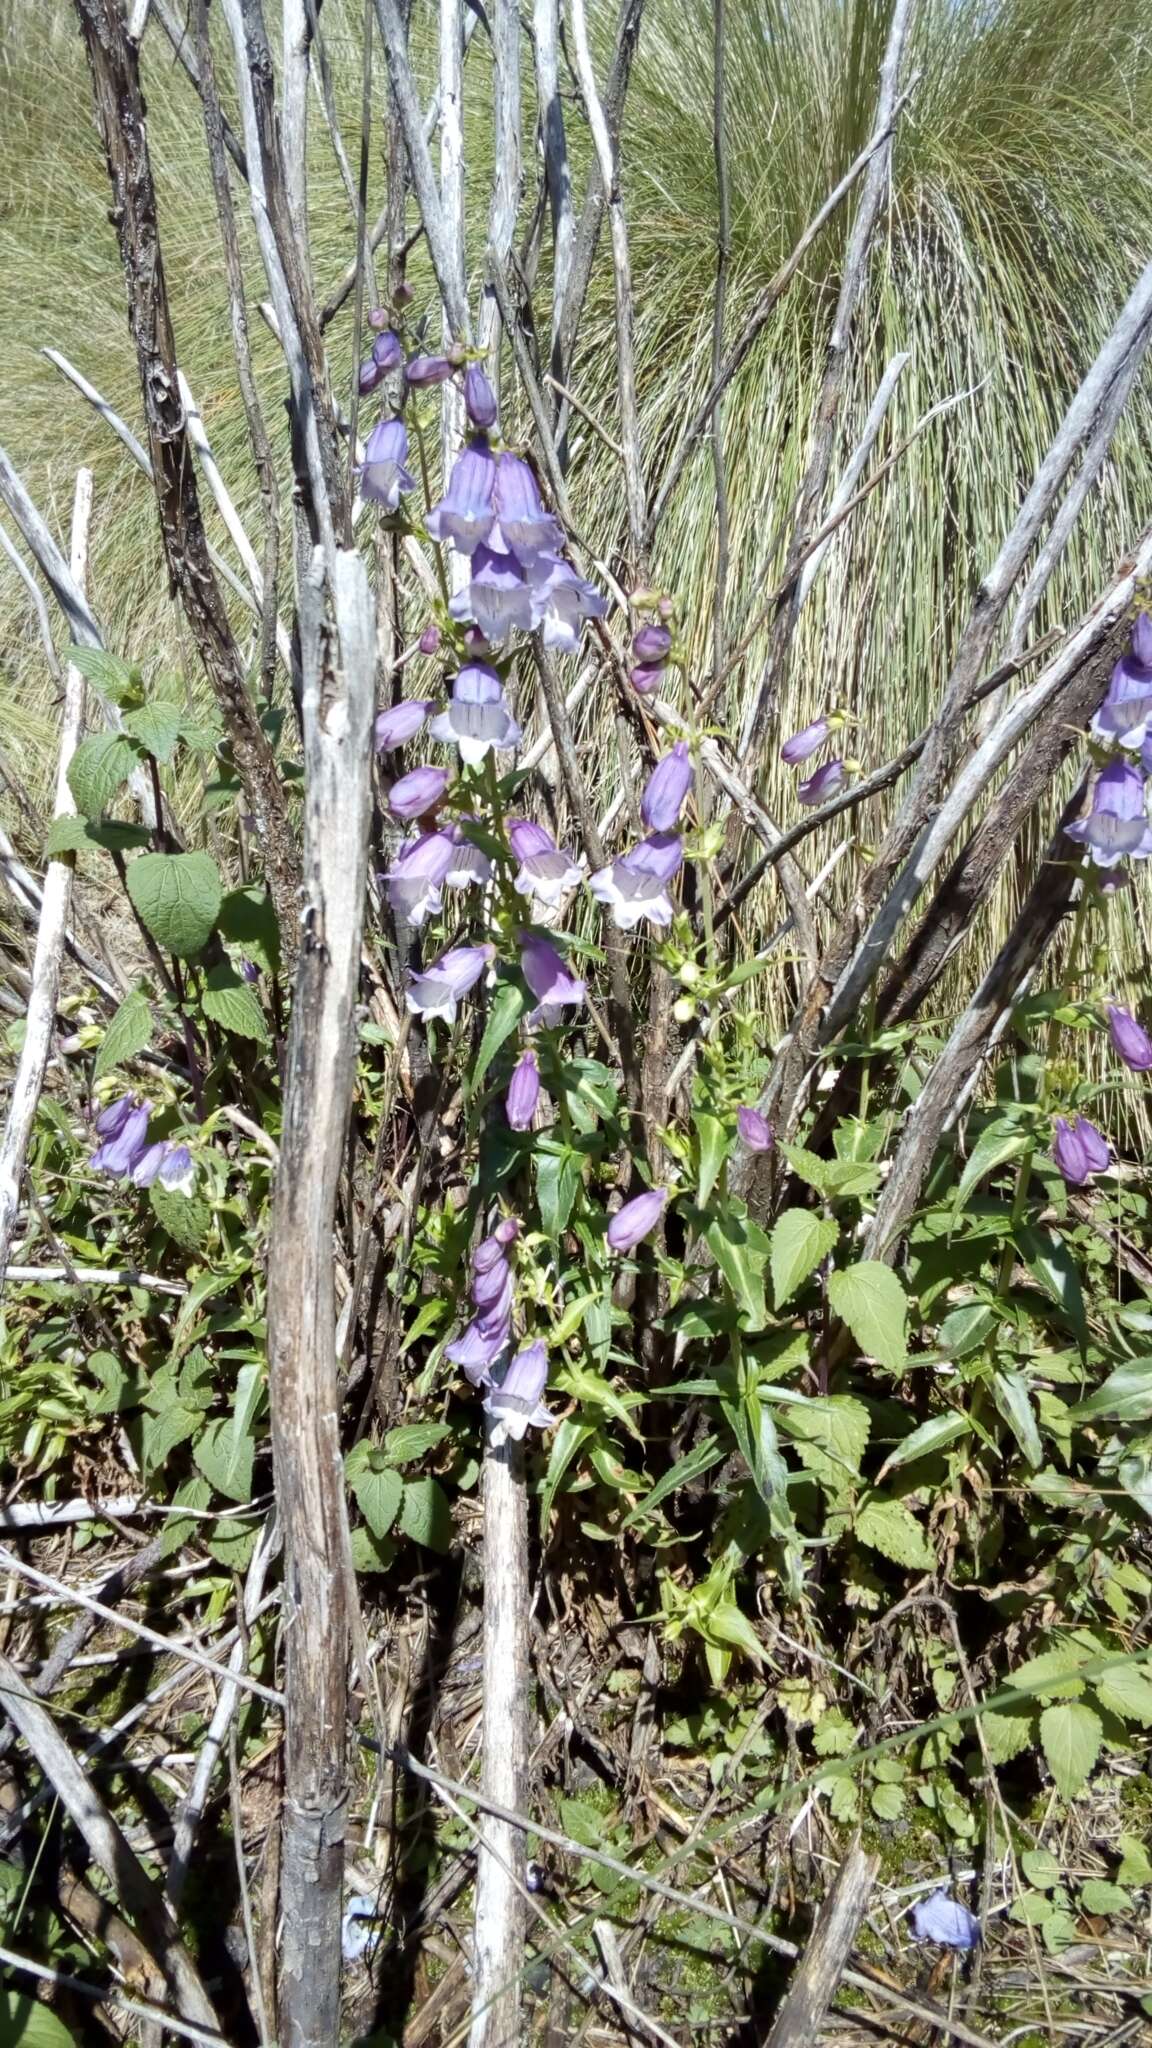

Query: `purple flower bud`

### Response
(94, 1092, 138, 1140)
(387, 764, 450, 820)
(393, 281, 414, 309)
(641, 743, 694, 833)
(418, 624, 442, 656)
(737, 1106, 773, 1153)
(658, 595, 675, 621)
(506, 1049, 541, 1131)
(426, 439, 498, 556)
(629, 663, 665, 697)
(483, 1340, 554, 1442)
(371, 328, 404, 373)
(358, 357, 385, 395)
(781, 717, 830, 766)
(1107, 1004, 1152, 1071)
(91, 1098, 153, 1179)
(590, 833, 683, 931)
(633, 623, 672, 664)
(406, 943, 495, 1024)
(406, 353, 455, 386)
(797, 758, 847, 807)
(494, 1217, 520, 1246)
(1051, 1114, 1110, 1187)
(607, 1188, 668, 1253)
(910, 1892, 980, 1950)
(368, 306, 391, 329)
(509, 818, 584, 908)
(129, 1139, 167, 1188)
(239, 958, 260, 983)
(473, 1254, 514, 1318)
(1066, 759, 1152, 868)
(358, 417, 416, 512)
(429, 662, 522, 765)
(383, 829, 456, 928)
(519, 935, 585, 1027)
(374, 698, 433, 752)
(464, 364, 498, 431)
(1133, 611, 1152, 667)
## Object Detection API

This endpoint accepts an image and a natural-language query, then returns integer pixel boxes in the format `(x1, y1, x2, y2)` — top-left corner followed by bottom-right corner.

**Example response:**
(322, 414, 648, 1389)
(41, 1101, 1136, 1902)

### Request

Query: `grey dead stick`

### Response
(0, 470, 91, 1290)
(265, 547, 375, 2048)
(763, 1841, 879, 2048)
(0, 1648, 221, 2033)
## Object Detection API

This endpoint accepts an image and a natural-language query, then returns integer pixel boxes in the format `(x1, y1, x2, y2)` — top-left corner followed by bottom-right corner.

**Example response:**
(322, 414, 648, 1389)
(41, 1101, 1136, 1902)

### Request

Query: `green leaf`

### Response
(704, 1208, 769, 1330)
(177, 715, 225, 754)
(67, 732, 140, 818)
(44, 812, 150, 856)
(345, 1445, 404, 1539)
(702, 1599, 767, 1665)
(140, 1401, 200, 1478)
(1116, 1833, 1152, 1885)
(782, 1396, 870, 1494)
(156, 1476, 213, 1560)
(1118, 1451, 1152, 1517)
(870, 1781, 905, 1820)
(122, 700, 184, 763)
(1072, 1360, 1152, 1424)
(1011, 1646, 1088, 1700)
(537, 1148, 582, 1238)
(877, 1411, 970, 1478)
(937, 1302, 997, 1356)
(1021, 1849, 1063, 1890)
(1093, 1661, 1152, 1727)
(992, 1369, 1044, 1470)
(0, 1992, 79, 2046)
(64, 644, 141, 704)
(694, 1113, 730, 1207)
(384, 1420, 451, 1465)
(781, 1143, 880, 1199)
(1010, 1889, 1057, 1927)
(206, 1518, 259, 1570)
(538, 1417, 595, 1526)
(85, 1350, 138, 1416)
(201, 963, 268, 1041)
(558, 1797, 608, 1848)
(194, 1415, 255, 1503)
(955, 1118, 1031, 1209)
(126, 850, 222, 957)
(1079, 1879, 1131, 1915)
(622, 1437, 724, 1528)
(217, 886, 281, 976)
(149, 1182, 212, 1249)
(399, 1476, 452, 1552)
(855, 1497, 934, 1571)
(979, 1705, 1035, 1764)
(93, 987, 152, 1081)
(350, 1526, 397, 1572)
(1015, 1226, 1087, 1347)
(1039, 1701, 1101, 1798)
(828, 1261, 908, 1373)
(770, 1208, 838, 1308)
(470, 979, 528, 1096)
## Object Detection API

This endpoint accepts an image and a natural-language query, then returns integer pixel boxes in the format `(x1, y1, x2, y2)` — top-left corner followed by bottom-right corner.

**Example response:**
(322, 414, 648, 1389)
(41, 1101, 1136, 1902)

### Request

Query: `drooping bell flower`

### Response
(483, 1340, 555, 1444)
(94, 1093, 138, 1142)
(1066, 759, 1152, 867)
(464, 364, 498, 431)
(1091, 612, 1152, 748)
(1107, 1004, 1152, 1071)
(130, 1138, 196, 1195)
(374, 698, 433, 753)
(590, 832, 683, 931)
(737, 1106, 774, 1153)
(531, 556, 608, 655)
(429, 662, 522, 764)
(405, 353, 455, 386)
(357, 357, 385, 395)
(358, 417, 416, 512)
(446, 1217, 520, 1383)
(387, 764, 450, 821)
(640, 743, 694, 833)
(633, 622, 672, 665)
(448, 545, 536, 644)
(797, 758, 847, 807)
(629, 663, 665, 697)
(425, 438, 498, 555)
(509, 819, 584, 909)
(446, 1309, 511, 1384)
(444, 819, 493, 889)
(1051, 1114, 1110, 1186)
(383, 829, 456, 927)
(406, 942, 495, 1025)
(418, 623, 442, 656)
(781, 716, 830, 766)
(91, 1098, 153, 1179)
(239, 959, 261, 984)
(520, 935, 586, 1026)
(506, 1049, 541, 1131)
(607, 1187, 668, 1253)
(910, 1892, 980, 1950)
(371, 328, 404, 373)
(489, 452, 564, 565)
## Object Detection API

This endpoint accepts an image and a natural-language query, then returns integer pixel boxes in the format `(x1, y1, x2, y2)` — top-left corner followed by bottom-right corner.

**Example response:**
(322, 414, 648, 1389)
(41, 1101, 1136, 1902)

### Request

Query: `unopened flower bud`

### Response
(677, 961, 700, 987)
(672, 995, 696, 1024)
(418, 623, 442, 657)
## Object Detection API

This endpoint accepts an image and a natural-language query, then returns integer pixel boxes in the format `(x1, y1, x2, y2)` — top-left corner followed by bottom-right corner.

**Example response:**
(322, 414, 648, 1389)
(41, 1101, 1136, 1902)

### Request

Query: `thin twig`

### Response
(709, 0, 731, 680)
(0, 1943, 227, 2048)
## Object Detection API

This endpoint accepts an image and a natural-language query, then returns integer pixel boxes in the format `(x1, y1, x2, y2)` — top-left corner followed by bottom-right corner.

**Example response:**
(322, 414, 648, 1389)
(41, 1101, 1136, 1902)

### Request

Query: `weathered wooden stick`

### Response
(265, 546, 375, 2048)
(764, 1840, 879, 2048)
(0, 471, 91, 1291)
(469, 1427, 530, 2048)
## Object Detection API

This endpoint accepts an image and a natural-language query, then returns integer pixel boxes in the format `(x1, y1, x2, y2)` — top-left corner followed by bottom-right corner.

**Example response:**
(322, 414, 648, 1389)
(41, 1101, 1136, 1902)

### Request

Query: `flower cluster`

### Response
(90, 1095, 194, 1194)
